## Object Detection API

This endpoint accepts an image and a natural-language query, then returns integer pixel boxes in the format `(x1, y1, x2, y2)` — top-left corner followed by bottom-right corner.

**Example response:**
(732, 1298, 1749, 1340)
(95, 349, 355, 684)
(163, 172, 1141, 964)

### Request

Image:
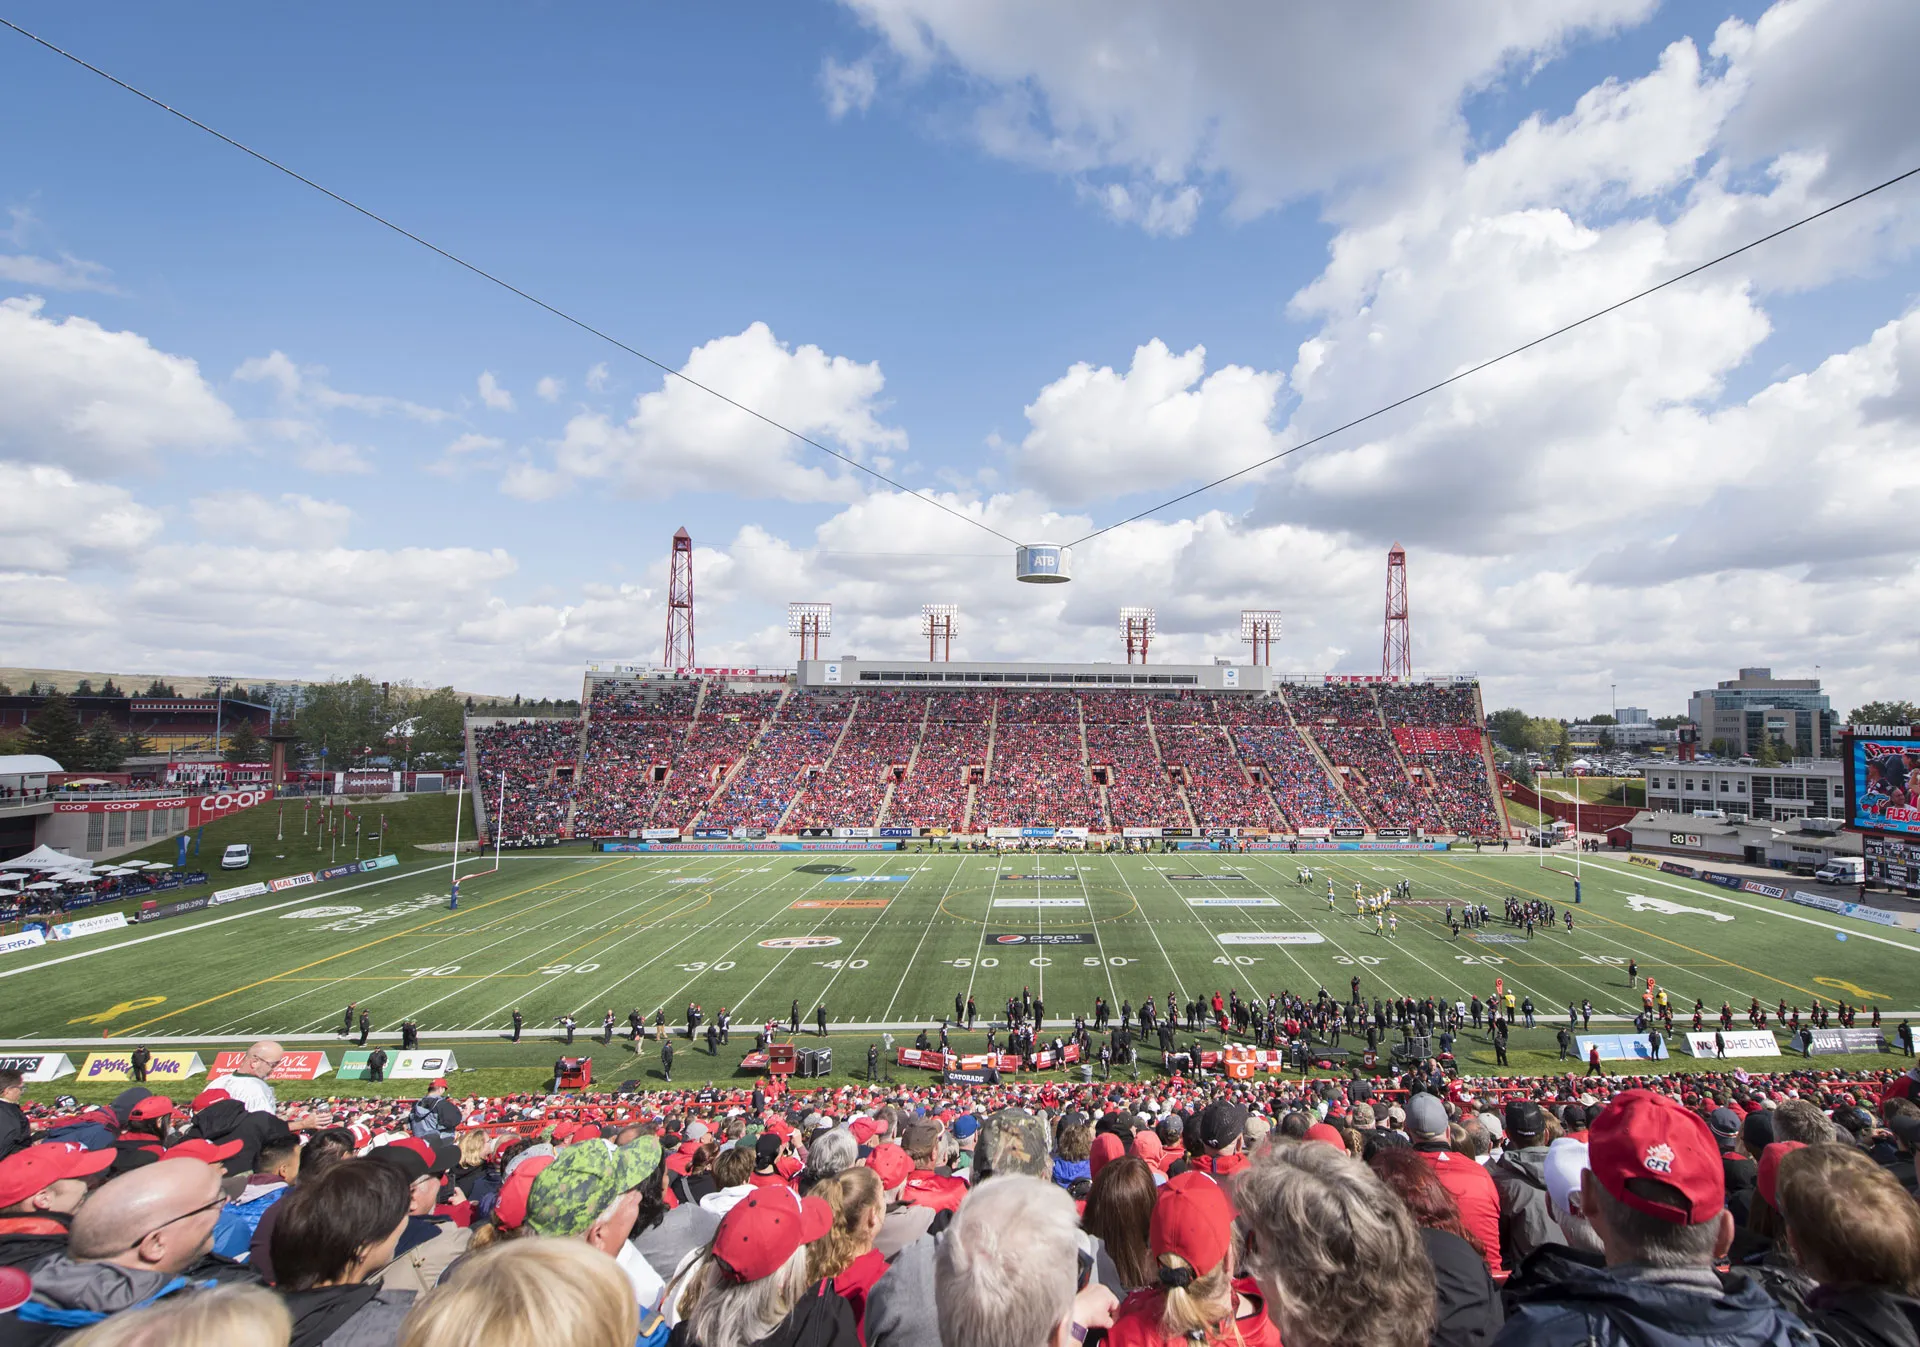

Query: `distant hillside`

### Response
(0, 666, 512, 704)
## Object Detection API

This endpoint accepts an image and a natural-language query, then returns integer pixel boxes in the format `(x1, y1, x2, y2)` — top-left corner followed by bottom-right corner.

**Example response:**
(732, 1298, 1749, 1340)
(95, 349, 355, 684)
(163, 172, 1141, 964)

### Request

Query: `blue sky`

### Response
(3, 1, 1918, 715)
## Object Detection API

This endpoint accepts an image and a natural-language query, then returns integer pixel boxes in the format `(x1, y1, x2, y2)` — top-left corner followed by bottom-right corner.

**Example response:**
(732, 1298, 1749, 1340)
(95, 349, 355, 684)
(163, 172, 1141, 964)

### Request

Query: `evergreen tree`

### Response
(74, 679, 94, 696)
(98, 679, 123, 697)
(121, 728, 155, 760)
(23, 693, 85, 768)
(81, 718, 126, 772)
(225, 718, 265, 763)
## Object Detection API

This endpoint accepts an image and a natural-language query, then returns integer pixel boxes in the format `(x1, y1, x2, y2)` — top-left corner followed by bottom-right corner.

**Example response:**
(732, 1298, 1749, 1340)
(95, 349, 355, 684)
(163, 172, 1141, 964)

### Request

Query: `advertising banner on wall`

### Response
(49, 912, 129, 941)
(1576, 1034, 1668, 1062)
(50, 787, 273, 828)
(209, 1050, 332, 1081)
(0, 930, 47, 957)
(78, 1051, 205, 1082)
(0, 1054, 75, 1082)
(1677, 1031, 1780, 1058)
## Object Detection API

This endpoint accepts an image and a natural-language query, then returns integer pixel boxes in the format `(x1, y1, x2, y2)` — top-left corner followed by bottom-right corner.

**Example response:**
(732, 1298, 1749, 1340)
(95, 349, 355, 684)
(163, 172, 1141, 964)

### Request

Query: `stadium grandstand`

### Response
(466, 656, 1506, 842)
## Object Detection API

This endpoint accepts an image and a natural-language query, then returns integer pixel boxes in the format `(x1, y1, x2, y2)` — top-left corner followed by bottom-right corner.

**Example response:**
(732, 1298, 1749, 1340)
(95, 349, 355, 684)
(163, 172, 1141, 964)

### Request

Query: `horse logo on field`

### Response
(1624, 895, 1733, 922)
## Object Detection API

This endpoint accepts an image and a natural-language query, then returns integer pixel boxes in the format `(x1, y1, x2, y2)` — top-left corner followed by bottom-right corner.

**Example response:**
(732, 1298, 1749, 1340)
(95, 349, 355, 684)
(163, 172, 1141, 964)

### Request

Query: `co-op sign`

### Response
(54, 788, 273, 825)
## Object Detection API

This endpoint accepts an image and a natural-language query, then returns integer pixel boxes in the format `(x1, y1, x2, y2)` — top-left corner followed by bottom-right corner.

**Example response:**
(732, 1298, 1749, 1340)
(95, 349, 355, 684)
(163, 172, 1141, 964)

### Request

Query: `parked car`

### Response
(220, 843, 252, 870)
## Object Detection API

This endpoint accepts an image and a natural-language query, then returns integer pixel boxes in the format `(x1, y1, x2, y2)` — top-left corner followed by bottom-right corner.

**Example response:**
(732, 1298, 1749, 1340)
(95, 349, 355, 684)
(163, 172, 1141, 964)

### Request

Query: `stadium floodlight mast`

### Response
(788, 602, 832, 662)
(1120, 607, 1156, 664)
(921, 604, 957, 662)
(205, 676, 233, 758)
(1240, 611, 1282, 666)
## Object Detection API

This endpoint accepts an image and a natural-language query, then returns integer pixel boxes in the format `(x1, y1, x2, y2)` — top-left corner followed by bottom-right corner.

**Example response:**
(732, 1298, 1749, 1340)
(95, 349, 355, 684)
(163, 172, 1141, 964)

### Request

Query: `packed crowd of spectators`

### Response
(1378, 682, 1482, 728)
(699, 723, 838, 832)
(1283, 683, 1385, 726)
(1155, 724, 1281, 831)
(976, 695, 1103, 831)
(1310, 725, 1450, 832)
(787, 697, 921, 832)
(476, 679, 1508, 838)
(1085, 723, 1187, 831)
(6, 1053, 1917, 1347)
(470, 720, 581, 839)
(651, 693, 781, 832)
(1230, 725, 1366, 830)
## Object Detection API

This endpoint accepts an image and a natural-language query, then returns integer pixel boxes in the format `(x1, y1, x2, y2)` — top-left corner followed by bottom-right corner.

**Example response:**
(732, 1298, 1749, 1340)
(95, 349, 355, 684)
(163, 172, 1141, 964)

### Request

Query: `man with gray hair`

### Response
(866, 1111, 1118, 1347)
(937, 1176, 1114, 1347)
(1493, 1091, 1814, 1346)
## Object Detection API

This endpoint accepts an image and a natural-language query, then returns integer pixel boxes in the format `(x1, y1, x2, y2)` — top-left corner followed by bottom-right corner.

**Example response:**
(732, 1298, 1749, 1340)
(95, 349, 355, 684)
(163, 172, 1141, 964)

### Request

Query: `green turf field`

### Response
(5, 848, 1915, 1103)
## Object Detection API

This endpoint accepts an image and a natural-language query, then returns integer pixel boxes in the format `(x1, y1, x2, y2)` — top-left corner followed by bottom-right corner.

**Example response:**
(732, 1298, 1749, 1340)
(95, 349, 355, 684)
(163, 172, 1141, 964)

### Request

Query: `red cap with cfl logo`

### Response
(1588, 1089, 1725, 1225)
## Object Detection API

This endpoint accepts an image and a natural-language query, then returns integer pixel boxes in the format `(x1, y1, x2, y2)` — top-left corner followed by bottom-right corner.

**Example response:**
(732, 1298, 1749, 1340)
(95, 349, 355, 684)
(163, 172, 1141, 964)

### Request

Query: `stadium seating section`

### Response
(470, 677, 1506, 838)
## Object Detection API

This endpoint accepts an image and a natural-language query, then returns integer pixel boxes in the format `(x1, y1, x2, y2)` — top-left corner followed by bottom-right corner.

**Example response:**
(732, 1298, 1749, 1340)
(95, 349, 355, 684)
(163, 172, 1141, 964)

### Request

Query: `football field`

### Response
(6, 850, 1916, 1068)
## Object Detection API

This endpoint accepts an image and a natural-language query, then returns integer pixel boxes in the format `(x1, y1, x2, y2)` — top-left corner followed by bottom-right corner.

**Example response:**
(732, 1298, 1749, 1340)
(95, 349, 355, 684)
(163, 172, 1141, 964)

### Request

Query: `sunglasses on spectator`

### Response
(110, 1194, 226, 1255)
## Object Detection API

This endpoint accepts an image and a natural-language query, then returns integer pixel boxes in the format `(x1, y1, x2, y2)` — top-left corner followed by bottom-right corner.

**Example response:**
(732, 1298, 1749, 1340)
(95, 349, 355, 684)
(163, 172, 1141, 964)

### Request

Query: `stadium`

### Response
(5, 8, 1920, 1346)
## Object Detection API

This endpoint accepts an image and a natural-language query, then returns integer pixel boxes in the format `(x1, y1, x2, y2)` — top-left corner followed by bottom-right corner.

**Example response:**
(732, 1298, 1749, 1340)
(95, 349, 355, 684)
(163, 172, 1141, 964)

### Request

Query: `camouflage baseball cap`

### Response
(526, 1135, 662, 1237)
(978, 1110, 1049, 1179)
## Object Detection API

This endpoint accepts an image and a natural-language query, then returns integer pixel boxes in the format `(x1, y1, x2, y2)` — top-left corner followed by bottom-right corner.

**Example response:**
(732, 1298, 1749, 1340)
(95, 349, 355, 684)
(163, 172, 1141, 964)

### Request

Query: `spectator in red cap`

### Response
(805, 1166, 887, 1343)
(1237, 1139, 1435, 1347)
(1368, 1147, 1503, 1347)
(668, 1183, 856, 1346)
(1106, 1169, 1277, 1347)
(2, 1158, 229, 1340)
(865, 1145, 931, 1258)
(1773, 1143, 1920, 1347)
(0, 1144, 114, 1271)
(1492, 1089, 1814, 1347)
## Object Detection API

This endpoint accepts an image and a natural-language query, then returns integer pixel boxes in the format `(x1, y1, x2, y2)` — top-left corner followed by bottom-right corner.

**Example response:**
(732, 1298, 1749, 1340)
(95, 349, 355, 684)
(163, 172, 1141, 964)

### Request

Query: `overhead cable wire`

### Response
(1064, 161, 1920, 548)
(0, 15, 1021, 548)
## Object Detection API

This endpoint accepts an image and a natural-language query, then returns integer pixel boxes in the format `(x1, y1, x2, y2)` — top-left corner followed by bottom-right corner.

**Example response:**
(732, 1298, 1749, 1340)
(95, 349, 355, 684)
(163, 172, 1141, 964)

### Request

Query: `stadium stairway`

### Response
(1142, 700, 1200, 832)
(1371, 686, 1449, 830)
(1473, 682, 1514, 837)
(773, 695, 859, 832)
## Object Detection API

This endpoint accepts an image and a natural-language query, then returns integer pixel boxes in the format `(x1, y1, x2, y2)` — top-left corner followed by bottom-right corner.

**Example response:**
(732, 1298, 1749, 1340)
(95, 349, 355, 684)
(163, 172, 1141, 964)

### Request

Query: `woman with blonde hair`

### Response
(669, 1185, 856, 1347)
(1235, 1140, 1436, 1347)
(66, 1284, 291, 1347)
(400, 1237, 639, 1347)
(804, 1166, 887, 1341)
(1105, 1171, 1277, 1347)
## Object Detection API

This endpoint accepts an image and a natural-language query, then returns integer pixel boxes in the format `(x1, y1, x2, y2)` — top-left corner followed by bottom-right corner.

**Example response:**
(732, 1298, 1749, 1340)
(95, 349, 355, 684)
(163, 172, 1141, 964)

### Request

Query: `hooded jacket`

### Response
(0, 1213, 69, 1271)
(1493, 1260, 1817, 1347)
(1488, 1145, 1562, 1270)
(0, 1255, 203, 1347)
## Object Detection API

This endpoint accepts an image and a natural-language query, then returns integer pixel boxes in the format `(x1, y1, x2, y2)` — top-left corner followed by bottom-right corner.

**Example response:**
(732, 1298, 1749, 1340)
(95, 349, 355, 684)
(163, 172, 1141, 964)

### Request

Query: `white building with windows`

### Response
(1641, 758, 1844, 821)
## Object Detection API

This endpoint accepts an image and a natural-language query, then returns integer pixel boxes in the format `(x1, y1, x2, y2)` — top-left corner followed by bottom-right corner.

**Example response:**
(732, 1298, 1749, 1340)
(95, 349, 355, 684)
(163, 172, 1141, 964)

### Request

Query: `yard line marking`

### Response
(0, 861, 458, 981)
(110, 861, 624, 1036)
(1099, 854, 1187, 1004)
(885, 857, 967, 1023)
(1433, 856, 1841, 1000)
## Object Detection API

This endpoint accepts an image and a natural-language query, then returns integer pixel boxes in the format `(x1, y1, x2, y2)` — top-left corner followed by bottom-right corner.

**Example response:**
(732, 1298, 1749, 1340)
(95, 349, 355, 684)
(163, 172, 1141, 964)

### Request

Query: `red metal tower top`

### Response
(1382, 544, 1411, 679)
(665, 528, 695, 670)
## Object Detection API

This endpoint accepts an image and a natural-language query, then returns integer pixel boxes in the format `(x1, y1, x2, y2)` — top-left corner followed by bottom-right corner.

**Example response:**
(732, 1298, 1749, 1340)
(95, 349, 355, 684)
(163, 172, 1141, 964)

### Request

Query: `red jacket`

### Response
(900, 1170, 967, 1213)
(1107, 1278, 1281, 1347)
(1414, 1145, 1503, 1277)
(833, 1247, 888, 1345)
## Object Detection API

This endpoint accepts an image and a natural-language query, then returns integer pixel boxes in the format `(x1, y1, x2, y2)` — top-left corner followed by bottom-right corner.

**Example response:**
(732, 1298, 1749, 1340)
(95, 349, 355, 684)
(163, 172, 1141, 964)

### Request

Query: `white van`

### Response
(1814, 857, 1864, 885)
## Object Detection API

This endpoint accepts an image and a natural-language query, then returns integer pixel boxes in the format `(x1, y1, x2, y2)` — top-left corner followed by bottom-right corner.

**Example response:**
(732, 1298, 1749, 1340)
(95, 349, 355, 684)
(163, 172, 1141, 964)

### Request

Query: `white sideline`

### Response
(0, 862, 456, 979)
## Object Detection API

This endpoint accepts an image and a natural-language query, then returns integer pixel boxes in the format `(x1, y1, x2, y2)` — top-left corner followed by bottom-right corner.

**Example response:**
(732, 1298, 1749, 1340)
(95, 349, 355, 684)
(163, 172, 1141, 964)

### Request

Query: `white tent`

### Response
(0, 845, 85, 872)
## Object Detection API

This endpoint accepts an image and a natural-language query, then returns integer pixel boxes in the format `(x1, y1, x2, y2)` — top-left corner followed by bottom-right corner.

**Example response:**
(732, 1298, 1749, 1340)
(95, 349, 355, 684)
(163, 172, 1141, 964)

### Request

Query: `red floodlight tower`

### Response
(1382, 543, 1411, 679)
(788, 603, 831, 662)
(1120, 607, 1156, 664)
(1240, 610, 1282, 666)
(921, 604, 957, 661)
(664, 527, 695, 670)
